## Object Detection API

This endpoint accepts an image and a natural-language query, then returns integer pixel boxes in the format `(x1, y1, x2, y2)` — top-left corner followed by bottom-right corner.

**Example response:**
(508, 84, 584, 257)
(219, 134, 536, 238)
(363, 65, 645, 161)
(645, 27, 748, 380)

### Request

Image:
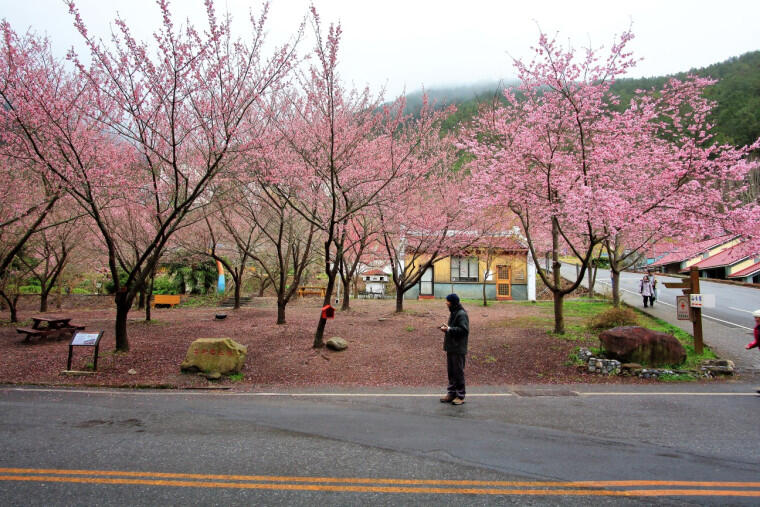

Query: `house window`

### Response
(451, 256, 478, 282)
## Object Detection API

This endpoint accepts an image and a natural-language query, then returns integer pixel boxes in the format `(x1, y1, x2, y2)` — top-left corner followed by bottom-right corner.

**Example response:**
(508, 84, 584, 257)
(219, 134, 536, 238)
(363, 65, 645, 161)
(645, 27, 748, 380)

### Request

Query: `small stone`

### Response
(127, 368, 137, 375)
(204, 371, 222, 380)
(326, 337, 348, 351)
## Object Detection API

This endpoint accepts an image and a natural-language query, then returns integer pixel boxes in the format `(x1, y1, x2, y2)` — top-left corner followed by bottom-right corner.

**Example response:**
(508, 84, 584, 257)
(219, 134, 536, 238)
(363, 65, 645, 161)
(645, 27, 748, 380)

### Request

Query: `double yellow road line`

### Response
(1, 468, 759, 497)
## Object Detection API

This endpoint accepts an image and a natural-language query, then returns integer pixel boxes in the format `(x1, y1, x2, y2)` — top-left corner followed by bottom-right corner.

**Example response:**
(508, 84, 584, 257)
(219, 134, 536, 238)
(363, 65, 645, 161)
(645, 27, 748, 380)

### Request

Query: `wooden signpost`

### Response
(664, 266, 703, 355)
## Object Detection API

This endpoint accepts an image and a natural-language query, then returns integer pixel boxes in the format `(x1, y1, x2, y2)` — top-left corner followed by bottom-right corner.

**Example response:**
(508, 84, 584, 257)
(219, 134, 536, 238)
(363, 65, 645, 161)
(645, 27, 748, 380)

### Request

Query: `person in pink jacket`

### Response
(746, 309, 760, 350)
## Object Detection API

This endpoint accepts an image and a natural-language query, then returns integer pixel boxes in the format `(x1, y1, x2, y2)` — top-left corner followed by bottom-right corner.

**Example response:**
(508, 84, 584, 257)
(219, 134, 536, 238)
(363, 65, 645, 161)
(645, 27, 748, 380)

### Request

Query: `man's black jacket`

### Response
(444, 305, 469, 354)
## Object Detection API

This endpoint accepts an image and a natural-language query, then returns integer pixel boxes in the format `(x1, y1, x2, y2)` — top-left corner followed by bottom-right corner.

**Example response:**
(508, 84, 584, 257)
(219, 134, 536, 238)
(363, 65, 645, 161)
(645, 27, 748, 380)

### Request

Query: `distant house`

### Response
(681, 242, 753, 280)
(727, 256, 760, 284)
(648, 235, 740, 274)
(404, 237, 533, 301)
(360, 269, 390, 297)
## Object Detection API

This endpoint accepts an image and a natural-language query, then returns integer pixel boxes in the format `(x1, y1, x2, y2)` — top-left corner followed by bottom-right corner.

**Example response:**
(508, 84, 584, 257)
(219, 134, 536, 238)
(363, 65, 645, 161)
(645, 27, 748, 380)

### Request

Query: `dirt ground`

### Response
(0, 297, 657, 389)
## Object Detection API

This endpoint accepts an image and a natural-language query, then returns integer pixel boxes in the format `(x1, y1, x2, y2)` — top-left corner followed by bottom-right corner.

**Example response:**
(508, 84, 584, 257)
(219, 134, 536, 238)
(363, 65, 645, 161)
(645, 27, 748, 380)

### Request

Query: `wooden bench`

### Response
(151, 294, 181, 308)
(16, 327, 56, 341)
(17, 316, 85, 342)
(297, 286, 326, 298)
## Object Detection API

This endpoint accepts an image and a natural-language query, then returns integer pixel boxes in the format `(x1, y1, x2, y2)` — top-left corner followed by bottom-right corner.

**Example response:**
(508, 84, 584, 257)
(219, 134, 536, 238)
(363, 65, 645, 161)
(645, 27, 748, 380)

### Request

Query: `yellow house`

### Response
(405, 238, 531, 300)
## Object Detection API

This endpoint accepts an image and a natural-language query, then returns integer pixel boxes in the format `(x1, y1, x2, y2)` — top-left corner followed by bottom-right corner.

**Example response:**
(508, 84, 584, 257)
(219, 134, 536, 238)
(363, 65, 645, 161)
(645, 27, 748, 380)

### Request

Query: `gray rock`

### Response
(127, 369, 137, 375)
(326, 337, 348, 351)
(205, 371, 222, 380)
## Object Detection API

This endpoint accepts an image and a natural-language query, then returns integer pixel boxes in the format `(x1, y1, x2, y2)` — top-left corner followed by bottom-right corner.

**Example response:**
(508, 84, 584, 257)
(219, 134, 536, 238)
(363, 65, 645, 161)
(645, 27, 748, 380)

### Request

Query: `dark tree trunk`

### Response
(1, 291, 19, 323)
(553, 291, 565, 334)
(313, 265, 339, 348)
(395, 290, 404, 313)
(137, 289, 145, 310)
(277, 299, 286, 325)
(39, 290, 49, 313)
(340, 278, 350, 311)
(611, 269, 621, 306)
(145, 273, 154, 322)
(257, 278, 271, 297)
(114, 291, 133, 352)
(233, 278, 241, 310)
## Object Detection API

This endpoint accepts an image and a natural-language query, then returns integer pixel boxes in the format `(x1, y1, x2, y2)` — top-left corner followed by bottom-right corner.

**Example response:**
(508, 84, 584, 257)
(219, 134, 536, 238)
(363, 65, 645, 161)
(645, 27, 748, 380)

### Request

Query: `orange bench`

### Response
(297, 286, 326, 298)
(151, 294, 181, 308)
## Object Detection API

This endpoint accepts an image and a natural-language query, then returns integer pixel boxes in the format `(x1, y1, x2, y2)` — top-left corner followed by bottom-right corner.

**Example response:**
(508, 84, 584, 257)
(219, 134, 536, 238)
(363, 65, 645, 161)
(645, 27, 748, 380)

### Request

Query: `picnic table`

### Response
(297, 286, 326, 298)
(16, 316, 85, 342)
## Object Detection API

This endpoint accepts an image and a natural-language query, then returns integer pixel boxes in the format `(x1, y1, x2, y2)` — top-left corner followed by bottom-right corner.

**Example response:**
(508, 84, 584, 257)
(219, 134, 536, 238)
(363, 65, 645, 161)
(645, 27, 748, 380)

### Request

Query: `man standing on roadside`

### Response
(439, 293, 469, 405)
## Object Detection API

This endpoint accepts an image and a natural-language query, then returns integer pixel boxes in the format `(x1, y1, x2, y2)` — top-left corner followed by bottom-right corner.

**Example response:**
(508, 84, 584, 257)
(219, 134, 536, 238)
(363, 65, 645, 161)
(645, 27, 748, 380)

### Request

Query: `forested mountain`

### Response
(407, 50, 760, 147)
(612, 51, 760, 147)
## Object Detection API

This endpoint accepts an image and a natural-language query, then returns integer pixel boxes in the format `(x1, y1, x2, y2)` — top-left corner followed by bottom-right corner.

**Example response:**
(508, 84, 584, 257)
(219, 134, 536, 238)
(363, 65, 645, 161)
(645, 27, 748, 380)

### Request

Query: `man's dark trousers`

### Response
(447, 352, 466, 399)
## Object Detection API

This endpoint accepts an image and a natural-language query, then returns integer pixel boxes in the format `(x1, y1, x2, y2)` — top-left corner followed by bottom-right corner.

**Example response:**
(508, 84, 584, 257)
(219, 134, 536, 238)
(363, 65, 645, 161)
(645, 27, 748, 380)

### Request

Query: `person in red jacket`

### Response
(746, 309, 760, 350)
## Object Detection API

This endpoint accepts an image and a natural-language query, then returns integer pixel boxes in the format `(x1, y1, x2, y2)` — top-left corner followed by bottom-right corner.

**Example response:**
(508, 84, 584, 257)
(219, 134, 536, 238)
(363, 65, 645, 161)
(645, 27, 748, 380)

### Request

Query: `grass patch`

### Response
(178, 295, 225, 308)
(487, 315, 551, 328)
(130, 319, 169, 327)
(227, 372, 244, 382)
(589, 307, 638, 329)
(404, 325, 415, 332)
(659, 373, 698, 382)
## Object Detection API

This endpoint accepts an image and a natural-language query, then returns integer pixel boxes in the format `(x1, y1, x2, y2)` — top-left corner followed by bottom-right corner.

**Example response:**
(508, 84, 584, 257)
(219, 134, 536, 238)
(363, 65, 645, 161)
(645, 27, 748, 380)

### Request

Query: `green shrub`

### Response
(72, 288, 91, 295)
(588, 306, 638, 329)
(152, 275, 178, 295)
(19, 285, 41, 294)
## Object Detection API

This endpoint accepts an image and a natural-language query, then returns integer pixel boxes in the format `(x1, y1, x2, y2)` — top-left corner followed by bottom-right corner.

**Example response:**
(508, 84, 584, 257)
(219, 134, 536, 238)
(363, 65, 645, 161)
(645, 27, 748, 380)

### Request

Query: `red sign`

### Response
(321, 305, 335, 319)
(676, 295, 691, 320)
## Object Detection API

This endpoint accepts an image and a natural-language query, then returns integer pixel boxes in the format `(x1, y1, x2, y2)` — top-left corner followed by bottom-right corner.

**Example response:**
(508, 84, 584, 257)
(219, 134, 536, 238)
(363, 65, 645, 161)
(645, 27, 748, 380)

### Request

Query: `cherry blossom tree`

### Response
(0, 2, 298, 350)
(464, 32, 760, 332)
(463, 31, 647, 333)
(336, 214, 378, 311)
(19, 199, 86, 312)
(215, 177, 318, 324)
(378, 177, 479, 313)
(267, 9, 455, 347)
(0, 162, 61, 314)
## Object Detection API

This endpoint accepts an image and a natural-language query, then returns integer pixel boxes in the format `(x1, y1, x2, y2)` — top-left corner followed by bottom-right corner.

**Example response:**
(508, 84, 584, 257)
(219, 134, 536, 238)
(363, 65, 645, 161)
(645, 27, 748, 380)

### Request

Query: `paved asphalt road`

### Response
(1, 385, 759, 505)
(3, 267, 760, 505)
(560, 263, 760, 373)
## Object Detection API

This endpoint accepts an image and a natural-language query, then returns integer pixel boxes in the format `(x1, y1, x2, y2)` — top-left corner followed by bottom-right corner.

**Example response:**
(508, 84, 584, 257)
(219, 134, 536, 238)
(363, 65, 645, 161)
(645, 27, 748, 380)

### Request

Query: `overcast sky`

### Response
(2, 0, 759, 97)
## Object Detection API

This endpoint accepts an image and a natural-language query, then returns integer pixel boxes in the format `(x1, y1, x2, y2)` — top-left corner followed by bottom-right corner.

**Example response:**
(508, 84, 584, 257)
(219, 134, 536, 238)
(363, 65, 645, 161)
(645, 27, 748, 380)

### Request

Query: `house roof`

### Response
(646, 240, 683, 259)
(681, 244, 750, 272)
(728, 262, 760, 279)
(464, 237, 528, 252)
(361, 269, 387, 276)
(649, 235, 736, 268)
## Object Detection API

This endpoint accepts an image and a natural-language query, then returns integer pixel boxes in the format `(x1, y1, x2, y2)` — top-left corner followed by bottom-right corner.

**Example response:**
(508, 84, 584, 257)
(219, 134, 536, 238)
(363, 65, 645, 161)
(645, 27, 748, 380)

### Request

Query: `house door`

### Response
(419, 266, 434, 298)
(496, 265, 512, 300)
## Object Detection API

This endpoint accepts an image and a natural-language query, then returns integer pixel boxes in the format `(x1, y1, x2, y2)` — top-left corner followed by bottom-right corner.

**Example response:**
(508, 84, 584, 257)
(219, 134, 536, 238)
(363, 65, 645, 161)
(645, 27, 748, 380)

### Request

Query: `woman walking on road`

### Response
(639, 274, 655, 308)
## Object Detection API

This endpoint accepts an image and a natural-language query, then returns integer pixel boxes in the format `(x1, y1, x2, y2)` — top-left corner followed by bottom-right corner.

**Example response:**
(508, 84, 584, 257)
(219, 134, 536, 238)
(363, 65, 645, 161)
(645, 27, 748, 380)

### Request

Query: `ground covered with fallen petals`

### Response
(1, 297, 663, 389)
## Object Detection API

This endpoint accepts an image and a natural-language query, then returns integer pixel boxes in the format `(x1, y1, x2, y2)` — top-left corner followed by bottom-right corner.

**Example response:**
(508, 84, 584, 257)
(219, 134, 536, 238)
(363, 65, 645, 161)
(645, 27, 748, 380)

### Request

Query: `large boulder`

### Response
(180, 338, 247, 375)
(599, 326, 686, 367)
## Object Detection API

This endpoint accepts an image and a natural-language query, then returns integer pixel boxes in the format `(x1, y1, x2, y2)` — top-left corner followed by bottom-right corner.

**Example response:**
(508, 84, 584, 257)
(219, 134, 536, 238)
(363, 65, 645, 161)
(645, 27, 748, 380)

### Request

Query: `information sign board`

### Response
(690, 294, 715, 308)
(71, 333, 100, 346)
(67, 331, 104, 371)
(676, 295, 691, 320)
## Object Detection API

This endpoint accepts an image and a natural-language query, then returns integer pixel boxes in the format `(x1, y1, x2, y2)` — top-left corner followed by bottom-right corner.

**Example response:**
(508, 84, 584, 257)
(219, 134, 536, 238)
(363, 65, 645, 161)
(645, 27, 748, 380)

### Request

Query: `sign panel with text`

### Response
(677, 295, 691, 320)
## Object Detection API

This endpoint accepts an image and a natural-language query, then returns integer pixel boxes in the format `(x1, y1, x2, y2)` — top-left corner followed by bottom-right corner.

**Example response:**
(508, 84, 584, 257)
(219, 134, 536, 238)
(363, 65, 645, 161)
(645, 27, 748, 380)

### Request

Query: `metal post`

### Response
(690, 266, 703, 355)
